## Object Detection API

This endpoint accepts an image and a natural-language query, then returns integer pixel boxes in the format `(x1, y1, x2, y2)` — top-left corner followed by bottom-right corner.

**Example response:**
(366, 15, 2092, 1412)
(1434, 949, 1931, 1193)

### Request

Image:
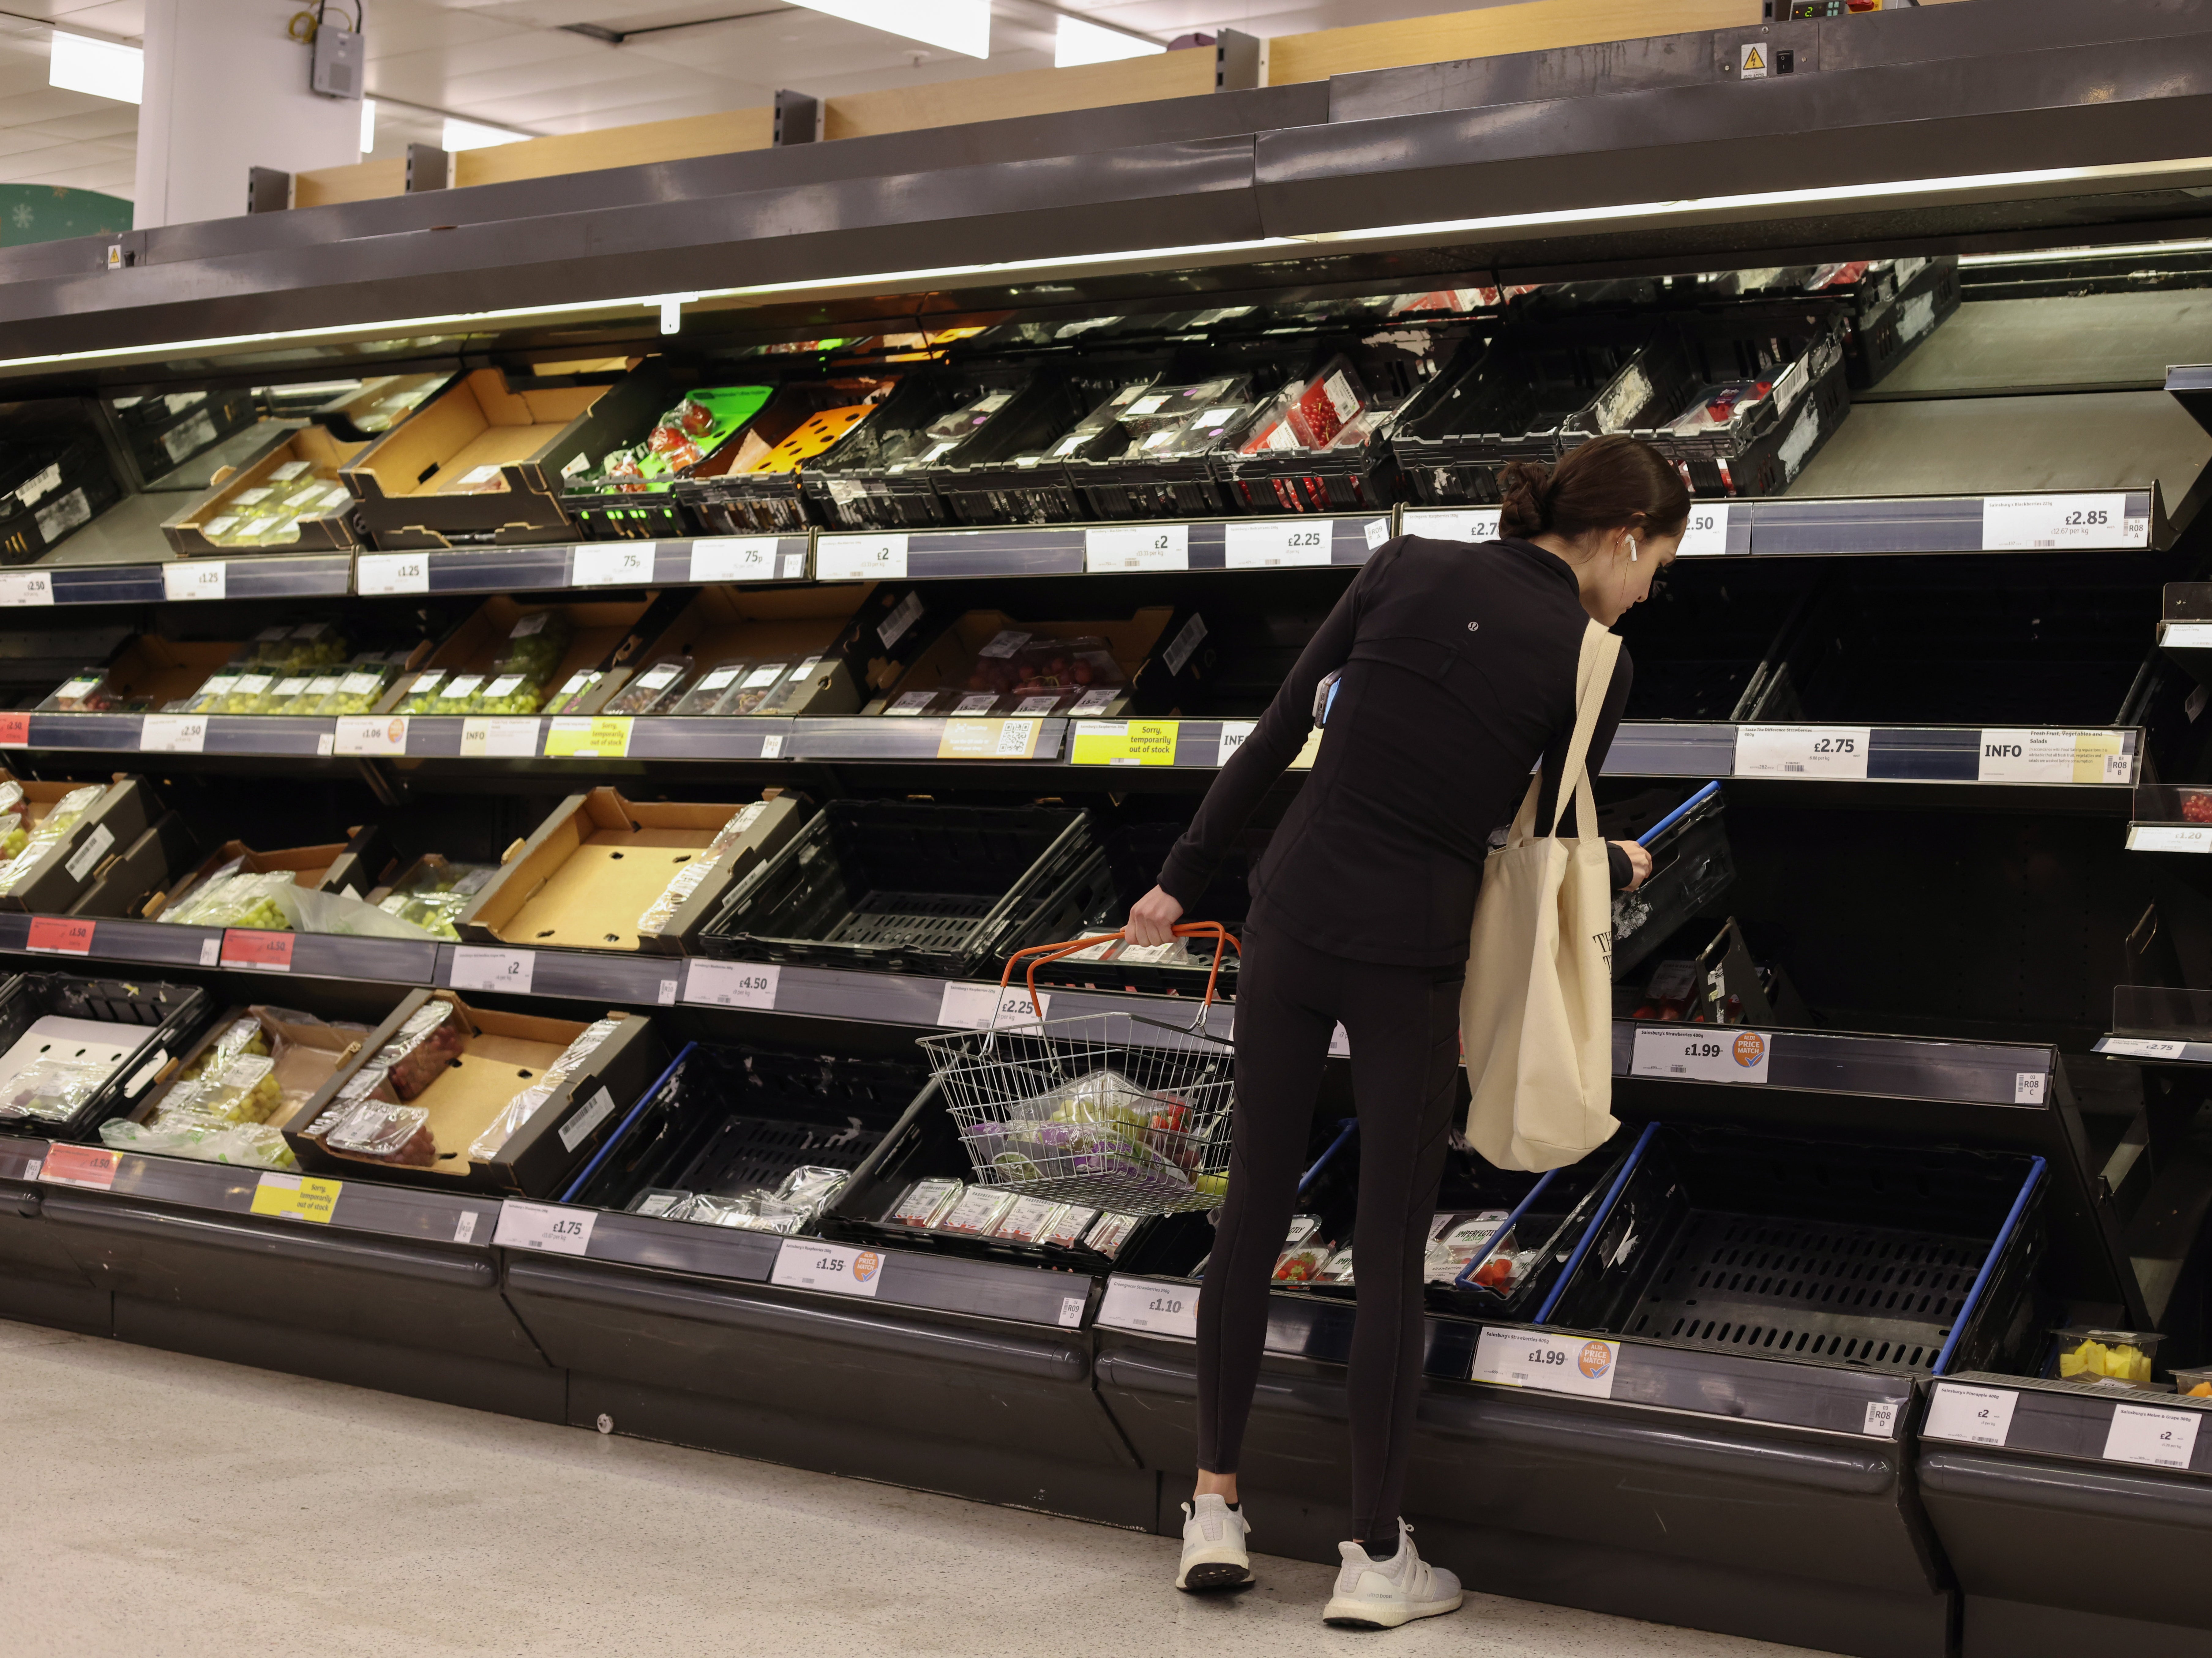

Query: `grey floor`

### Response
(0, 1318, 1821, 1657)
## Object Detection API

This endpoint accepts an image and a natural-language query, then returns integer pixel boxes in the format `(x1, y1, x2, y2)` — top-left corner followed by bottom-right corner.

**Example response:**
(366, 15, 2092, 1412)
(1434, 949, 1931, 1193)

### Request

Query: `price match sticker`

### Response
(38, 1144, 120, 1189)
(2103, 1402, 2203, 1470)
(1675, 501, 1732, 558)
(1631, 1026, 1772, 1085)
(1070, 719, 1180, 766)
(1403, 507, 1501, 542)
(571, 542, 655, 587)
(1923, 1382, 2018, 1447)
(25, 916, 94, 955)
(690, 537, 781, 582)
(139, 713, 208, 754)
(1098, 1274, 1199, 1339)
(938, 981, 1051, 1031)
(220, 929, 296, 972)
(685, 958, 780, 1011)
(771, 1237, 886, 1298)
(1224, 520, 1335, 569)
(163, 561, 227, 602)
(1978, 729, 2131, 785)
(1982, 493, 2146, 552)
(333, 715, 409, 757)
(1734, 724, 1872, 781)
(544, 716, 633, 759)
(937, 718, 1042, 760)
(449, 946, 537, 996)
(1470, 1327, 1622, 1400)
(816, 533, 908, 581)
(492, 1198, 597, 1256)
(356, 552, 429, 596)
(1085, 523, 1189, 572)
(0, 569, 54, 606)
(249, 1172, 341, 1224)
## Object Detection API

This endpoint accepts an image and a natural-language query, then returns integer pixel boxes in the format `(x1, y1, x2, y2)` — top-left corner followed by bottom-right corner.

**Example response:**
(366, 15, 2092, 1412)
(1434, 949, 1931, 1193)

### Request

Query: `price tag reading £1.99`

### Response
(492, 1198, 596, 1256)
(1098, 1275, 1199, 1339)
(1631, 1026, 1772, 1085)
(1471, 1327, 1621, 1400)
(1735, 724, 1872, 781)
(771, 1237, 885, 1298)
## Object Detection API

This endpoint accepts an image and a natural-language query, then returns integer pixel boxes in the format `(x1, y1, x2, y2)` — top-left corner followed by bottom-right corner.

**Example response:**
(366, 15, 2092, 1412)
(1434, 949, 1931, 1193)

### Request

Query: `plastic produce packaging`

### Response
(1425, 1210, 1515, 1286)
(635, 800, 771, 935)
(494, 611, 571, 686)
(544, 669, 605, 715)
(934, 1185, 1020, 1236)
(160, 866, 295, 930)
(195, 1054, 283, 1124)
(377, 858, 496, 942)
(1664, 379, 1776, 436)
(40, 670, 136, 713)
(945, 630, 1124, 717)
(890, 1177, 964, 1227)
(0, 780, 26, 859)
(1083, 1211, 1139, 1259)
(777, 1164, 851, 1219)
(314, 660, 398, 716)
(377, 1002, 468, 1102)
(199, 463, 352, 548)
(991, 1195, 1066, 1244)
(576, 386, 774, 493)
(664, 1192, 807, 1232)
(1273, 1243, 1333, 1283)
(724, 660, 801, 716)
(1040, 1203, 1098, 1248)
(101, 1110, 297, 1170)
(0, 1057, 106, 1122)
(0, 784, 104, 896)
(464, 1015, 623, 1161)
(324, 1098, 436, 1165)
(604, 656, 693, 715)
(2053, 1327, 2163, 1387)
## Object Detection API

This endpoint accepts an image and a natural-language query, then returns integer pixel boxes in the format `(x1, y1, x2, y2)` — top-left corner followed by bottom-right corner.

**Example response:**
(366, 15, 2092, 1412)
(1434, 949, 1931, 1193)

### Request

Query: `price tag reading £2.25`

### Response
(770, 1237, 885, 1298)
(1224, 519, 1335, 569)
(1471, 1327, 1622, 1400)
(1631, 1026, 1772, 1085)
(938, 981, 1050, 1031)
(1098, 1275, 1199, 1339)
(492, 1198, 596, 1256)
(1735, 724, 1872, 781)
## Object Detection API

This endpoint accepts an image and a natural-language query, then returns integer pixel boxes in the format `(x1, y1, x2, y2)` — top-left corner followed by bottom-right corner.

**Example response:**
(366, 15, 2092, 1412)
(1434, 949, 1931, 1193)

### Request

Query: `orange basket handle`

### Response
(996, 922, 1241, 1022)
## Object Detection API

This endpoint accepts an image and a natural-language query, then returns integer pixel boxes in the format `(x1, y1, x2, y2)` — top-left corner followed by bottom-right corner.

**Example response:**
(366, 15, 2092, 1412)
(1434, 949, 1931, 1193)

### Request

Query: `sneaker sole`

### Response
(1178, 1561, 1253, 1593)
(1322, 1592, 1463, 1629)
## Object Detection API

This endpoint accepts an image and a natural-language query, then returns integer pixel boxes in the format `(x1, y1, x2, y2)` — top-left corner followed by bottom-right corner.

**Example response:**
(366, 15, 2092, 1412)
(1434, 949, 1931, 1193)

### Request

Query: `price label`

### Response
(139, 713, 208, 754)
(450, 946, 537, 996)
(2103, 1402, 2202, 1470)
(356, 552, 429, 595)
(1086, 523, 1189, 572)
(220, 929, 296, 971)
(544, 716, 632, 759)
(1098, 1274, 1199, 1339)
(25, 916, 94, 955)
(492, 1197, 597, 1256)
(1631, 1025, 1771, 1084)
(2163, 623, 2212, 650)
(938, 981, 1051, 1031)
(770, 1237, 886, 1298)
(1735, 724, 1872, 780)
(689, 537, 780, 582)
(39, 1144, 120, 1189)
(1224, 520, 1335, 568)
(1403, 507, 1501, 542)
(0, 569, 54, 606)
(249, 1173, 341, 1224)
(1982, 493, 2146, 552)
(571, 542, 654, 587)
(937, 718, 1042, 760)
(162, 561, 227, 602)
(684, 958, 780, 1010)
(1069, 719, 1180, 767)
(459, 717, 541, 758)
(1328, 1023, 1349, 1058)
(333, 715, 409, 757)
(1676, 501, 1732, 558)
(0, 712, 26, 746)
(1471, 1328, 1622, 1399)
(2130, 825, 2212, 854)
(1977, 729, 2130, 785)
(2102, 1037, 2188, 1060)
(816, 533, 908, 581)
(1216, 720, 1256, 765)
(1923, 1382, 2018, 1446)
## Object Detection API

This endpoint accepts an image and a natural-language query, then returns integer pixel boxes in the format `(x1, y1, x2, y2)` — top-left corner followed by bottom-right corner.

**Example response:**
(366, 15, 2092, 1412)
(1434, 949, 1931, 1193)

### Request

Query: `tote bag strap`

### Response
(1546, 622, 1622, 836)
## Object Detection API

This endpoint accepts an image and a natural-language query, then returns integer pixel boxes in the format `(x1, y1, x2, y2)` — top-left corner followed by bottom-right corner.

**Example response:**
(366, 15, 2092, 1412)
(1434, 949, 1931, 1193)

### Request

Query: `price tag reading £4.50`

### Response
(771, 1236, 885, 1299)
(1098, 1274, 1199, 1339)
(684, 958, 779, 1011)
(1631, 1026, 1772, 1085)
(492, 1198, 596, 1256)
(1735, 724, 1872, 781)
(1471, 1327, 1622, 1400)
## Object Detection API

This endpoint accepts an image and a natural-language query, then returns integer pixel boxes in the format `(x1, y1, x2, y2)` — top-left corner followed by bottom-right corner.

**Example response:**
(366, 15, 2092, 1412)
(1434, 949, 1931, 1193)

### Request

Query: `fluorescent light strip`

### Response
(10, 154, 2212, 374)
(1961, 236, 2212, 266)
(799, 0, 990, 58)
(48, 30, 142, 104)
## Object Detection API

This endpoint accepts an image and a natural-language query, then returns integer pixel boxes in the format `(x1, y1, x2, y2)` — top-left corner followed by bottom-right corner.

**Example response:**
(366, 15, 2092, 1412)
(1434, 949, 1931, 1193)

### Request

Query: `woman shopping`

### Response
(1126, 434, 1689, 1629)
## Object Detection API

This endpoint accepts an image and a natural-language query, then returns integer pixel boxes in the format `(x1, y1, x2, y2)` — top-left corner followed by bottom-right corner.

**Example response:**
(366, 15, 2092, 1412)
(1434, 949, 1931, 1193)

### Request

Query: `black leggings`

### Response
(1196, 924, 1464, 1544)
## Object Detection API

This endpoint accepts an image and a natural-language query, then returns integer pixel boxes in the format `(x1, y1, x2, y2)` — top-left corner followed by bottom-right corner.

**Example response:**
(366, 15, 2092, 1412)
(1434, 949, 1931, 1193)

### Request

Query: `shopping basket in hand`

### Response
(918, 923, 1239, 1218)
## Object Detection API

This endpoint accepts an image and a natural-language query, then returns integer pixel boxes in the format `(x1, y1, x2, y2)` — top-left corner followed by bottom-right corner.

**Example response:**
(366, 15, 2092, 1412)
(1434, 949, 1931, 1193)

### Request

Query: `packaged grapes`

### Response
(313, 660, 397, 715)
(196, 1054, 283, 1124)
(274, 622, 349, 674)
(102, 1110, 297, 1170)
(604, 656, 694, 715)
(492, 611, 571, 685)
(0, 1057, 106, 1123)
(475, 670, 547, 716)
(324, 1098, 436, 1165)
(751, 657, 827, 716)
(379, 1001, 468, 1101)
(163, 869, 295, 930)
(182, 1015, 271, 1079)
(543, 669, 604, 715)
(0, 784, 104, 897)
(0, 780, 25, 860)
(39, 670, 130, 713)
(217, 671, 281, 714)
(262, 675, 316, 714)
(375, 857, 495, 942)
(670, 659, 752, 716)
(723, 660, 799, 716)
(397, 669, 451, 714)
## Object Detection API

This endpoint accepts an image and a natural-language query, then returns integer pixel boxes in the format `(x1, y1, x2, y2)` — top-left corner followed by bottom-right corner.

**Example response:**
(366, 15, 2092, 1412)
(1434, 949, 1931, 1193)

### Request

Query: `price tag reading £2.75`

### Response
(1735, 724, 1872, 781)
(1098, 1275, 1199, 1339)
(492, 1198, 596, 1256)
(770, 1237, 885, 1298)
(1471, 1327, 1621, 1400)
(1631, 1026, 1772, 1085)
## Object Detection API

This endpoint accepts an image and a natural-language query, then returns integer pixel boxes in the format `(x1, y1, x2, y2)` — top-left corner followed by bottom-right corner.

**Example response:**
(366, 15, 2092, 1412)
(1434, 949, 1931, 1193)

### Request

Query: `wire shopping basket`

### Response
(918, 923, 1240, 1218)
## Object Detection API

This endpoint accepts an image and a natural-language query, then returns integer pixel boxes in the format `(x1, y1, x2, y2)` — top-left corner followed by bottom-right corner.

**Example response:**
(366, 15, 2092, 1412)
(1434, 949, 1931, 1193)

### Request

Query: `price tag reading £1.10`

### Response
(1631, 1026, 1772, 1085)
(1098, 1275, 1199, 1339)
(770, 1237, 885, 1298)
(1735, 724, 1872, 781)
(684, 958, 779, 1011)
(1471, 1327, 1622, 1399)
(492, 1198, 596, 1256)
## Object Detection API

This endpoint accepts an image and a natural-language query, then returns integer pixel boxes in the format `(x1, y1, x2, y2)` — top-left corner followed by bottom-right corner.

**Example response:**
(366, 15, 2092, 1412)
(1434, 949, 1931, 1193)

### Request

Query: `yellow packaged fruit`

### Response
(2057, 1336, 2153, 1384)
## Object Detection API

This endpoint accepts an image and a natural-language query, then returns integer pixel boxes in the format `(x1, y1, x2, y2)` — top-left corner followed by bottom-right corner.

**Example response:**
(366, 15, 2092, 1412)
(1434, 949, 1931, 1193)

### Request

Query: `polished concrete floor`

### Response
(0, 1318, 1824, 1658)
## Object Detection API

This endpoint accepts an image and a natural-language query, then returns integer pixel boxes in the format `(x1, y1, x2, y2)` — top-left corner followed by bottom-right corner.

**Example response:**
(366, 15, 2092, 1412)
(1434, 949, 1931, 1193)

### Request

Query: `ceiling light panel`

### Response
(797, 0, 990, 59)
(1054, 16, 1163, 68)
(48, 32, 142, 104)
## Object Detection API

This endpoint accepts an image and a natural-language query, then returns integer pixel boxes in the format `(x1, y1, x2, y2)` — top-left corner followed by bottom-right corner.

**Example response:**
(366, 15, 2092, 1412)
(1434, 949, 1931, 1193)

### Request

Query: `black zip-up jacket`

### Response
(1158, 535, 1634, 967)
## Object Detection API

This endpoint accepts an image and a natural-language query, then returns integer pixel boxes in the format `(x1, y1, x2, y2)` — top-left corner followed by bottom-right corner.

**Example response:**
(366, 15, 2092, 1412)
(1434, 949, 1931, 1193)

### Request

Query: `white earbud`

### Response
(1628, 537, 1640, 562)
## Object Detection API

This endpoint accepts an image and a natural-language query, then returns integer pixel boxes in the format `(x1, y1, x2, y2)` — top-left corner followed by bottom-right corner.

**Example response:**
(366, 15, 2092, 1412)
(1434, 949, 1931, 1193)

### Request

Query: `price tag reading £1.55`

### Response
(1735, 724, 1872, 781)
(1471, 1327, 1621, 1400)
(771, 1237, 885, 1298)
(492, 1198, 596, 1256)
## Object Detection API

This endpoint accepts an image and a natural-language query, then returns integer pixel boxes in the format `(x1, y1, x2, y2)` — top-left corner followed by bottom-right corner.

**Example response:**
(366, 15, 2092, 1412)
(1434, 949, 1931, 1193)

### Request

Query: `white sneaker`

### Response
(1176, 1494, 1252, 1592)
(1322, 1521, 1463, 1629)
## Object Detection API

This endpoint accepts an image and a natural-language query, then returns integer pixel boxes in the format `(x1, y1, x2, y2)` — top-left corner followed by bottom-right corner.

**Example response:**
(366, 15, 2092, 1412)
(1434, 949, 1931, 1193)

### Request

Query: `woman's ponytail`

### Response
(1496, 460, 1552, 539)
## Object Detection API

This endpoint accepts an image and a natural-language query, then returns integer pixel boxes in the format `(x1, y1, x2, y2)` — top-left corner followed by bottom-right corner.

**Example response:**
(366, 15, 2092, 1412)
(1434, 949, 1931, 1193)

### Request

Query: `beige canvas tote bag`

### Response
(1461, 619, 1622, 1172)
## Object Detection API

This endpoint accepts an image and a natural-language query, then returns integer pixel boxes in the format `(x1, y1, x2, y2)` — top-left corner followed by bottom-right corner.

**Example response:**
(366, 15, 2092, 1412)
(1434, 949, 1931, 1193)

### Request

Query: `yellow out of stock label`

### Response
(1071, 720, 1181, 766)
(544, 716, 633, 759)
(250, 1173, 341, 1224)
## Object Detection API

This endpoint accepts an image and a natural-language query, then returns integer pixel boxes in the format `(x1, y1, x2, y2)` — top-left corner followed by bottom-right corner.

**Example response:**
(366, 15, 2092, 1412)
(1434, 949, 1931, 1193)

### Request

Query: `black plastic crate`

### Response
(563, 1039, 923, 1220)
(931, 373, 1108, 526)
(1544, 1125, 2047, 1378)
(798, 370, 1014, 531)
(679, 380, 897, 537)
(1030, 819, 1248, 998)
(700, 801, 1100, 978)
(0, 431, 124, 566)
(121, 388, 257, 482)
(1819, 256, 1963, 390)
(0, 971, 212, 1143)
(1601, 786, 1736, 981)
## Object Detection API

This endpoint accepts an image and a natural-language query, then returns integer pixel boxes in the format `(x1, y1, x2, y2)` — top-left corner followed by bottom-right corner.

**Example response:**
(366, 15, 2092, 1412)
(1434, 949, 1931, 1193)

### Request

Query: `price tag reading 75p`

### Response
(492, 1198, 596, 1256)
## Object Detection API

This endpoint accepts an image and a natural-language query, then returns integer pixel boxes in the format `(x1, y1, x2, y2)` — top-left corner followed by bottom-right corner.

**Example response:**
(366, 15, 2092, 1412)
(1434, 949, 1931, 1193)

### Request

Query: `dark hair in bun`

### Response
(1495, 434, 1691, 544)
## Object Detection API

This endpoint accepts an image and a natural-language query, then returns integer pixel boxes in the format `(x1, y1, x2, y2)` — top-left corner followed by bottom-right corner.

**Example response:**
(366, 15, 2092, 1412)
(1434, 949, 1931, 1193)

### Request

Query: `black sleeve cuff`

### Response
(1607, 841, 1632, 892)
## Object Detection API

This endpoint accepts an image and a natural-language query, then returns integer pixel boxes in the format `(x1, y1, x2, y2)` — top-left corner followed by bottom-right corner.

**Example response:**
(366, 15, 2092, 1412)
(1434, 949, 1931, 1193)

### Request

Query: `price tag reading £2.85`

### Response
(492, 1198, 596, 1256)
(1631, 1026, 1772, 1085)
(1471, 1327, 1621, 1400)
(770, 1237, 885, 1298)
(1735, 724, 1872, 781)
(1098, 1275, 1199, 1339)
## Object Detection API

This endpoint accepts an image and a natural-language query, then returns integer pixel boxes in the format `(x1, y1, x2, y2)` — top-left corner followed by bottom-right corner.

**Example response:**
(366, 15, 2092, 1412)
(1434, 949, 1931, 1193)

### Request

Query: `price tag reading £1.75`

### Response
(1471, 1327, 1622, 1400)
(492, 1198, 596, 1256)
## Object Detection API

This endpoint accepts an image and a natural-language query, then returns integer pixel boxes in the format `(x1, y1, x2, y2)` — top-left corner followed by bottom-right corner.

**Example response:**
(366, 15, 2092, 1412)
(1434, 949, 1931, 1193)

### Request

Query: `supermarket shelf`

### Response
(1612, 1023, 2057, 1109)
(0, 551, 356, 607)
(816, 514, 1387, 582)
(354, 535, 812, 598)
(1926, 1371, 2212, 1472)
